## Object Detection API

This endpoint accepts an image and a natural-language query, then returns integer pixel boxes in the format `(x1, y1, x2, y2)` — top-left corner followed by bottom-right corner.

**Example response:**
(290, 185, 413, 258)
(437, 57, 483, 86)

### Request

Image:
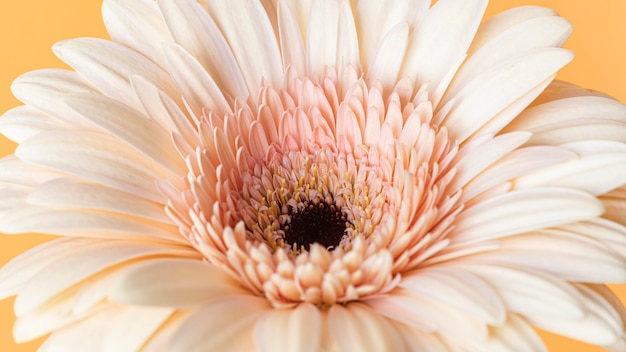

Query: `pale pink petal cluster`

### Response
(0, 0, 625, 351)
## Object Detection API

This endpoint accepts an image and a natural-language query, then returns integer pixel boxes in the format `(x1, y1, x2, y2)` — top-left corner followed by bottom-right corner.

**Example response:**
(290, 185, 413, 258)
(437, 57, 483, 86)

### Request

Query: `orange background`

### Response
(0, 1, 624, 351)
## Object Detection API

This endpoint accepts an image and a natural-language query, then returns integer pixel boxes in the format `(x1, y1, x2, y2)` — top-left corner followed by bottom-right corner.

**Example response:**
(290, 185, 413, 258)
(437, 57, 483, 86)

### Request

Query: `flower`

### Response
(1, 0, 625, 350)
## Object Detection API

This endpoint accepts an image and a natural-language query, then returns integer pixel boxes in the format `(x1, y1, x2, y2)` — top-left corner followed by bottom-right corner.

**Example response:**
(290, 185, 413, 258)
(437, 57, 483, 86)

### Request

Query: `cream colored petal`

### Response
(336, 1, 360, 75)
(601, 186, 626, 227)
(102, 0, 173, 68)
(526, 121, 626, 146)
(446, 14, 571, 102)
(63, 93, 186, 175)
(527, 283, 624, 346)
(163, 42, 231, 117)
(514, 145, 626, 195)
(53, 38, 178, 113)
(167, 295, 270, 352)
(0, 206, 183, 243)
(469, 315, 546, 352)
(506, 96, 626, 133)
(469, 76, 554, 139)
(10, 69, 98, 128)
(470, 6, 557, 50)
(277, 0, 306, 74)
(254, 303, 321, 352)
(460, 145, 577, 202)
(37, 307, 118, 351)
(28, 178, 171, 223)
(72, 269, 120, 314)
(140, 313, 188, 352)
(441, 48, 573, 142)
(14, 289, 111, 343)
(450, 131, 530, 193)
(401, 0, 488, 101)
(329, 303, 406, 352)
(0, 155, 62, 187)
(279, 0, 312, 37)
(102, 306, 174, 352)
(130, 75, 180, 135)
(158, 0, 248, 98)
(393, 321, 451, 352)
(366, 292, 488, 344)
(0, 106, 69, 143)
(470, 231, 626, 283)
(532, 80, 614, 105)
(400, 266, 506, 324)
(356, 0, 429, 65)
(205, 0, 283, 94)
(110, 258, 242, 308)
(0, 185, 29, 218)
(13, 241, 194, 316)
(366, 23, 409, 91)
(306, 0, 341, 77)
(451, 188, 603, 244)
(462, 264, 585, 320)
(15, 130, 168, 202)
(561, 219, 626, 260)
(0, 238, 93, 299)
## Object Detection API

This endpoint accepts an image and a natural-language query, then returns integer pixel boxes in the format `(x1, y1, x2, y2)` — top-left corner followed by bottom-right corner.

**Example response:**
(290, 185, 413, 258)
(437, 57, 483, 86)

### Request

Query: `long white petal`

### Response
(10, 69, 98, 128)
(15, 130, 171, 202)
(254, 303, 321, 352)
(102, 0, 173, 67)
(158, 0, 248, 98)
(102, 306, 173, 352)
(366, 23, 410, 91)
(0, 206, 183, 243)
(460, 145, 577, 202)
(527, 283, 625, 346)
(400, 266, 506, 324)
(277, 0, 306, 74)
(0, 106, 69, 143)
(507, 96, 626, 133)
(328, 303, 406, 352)
(109, 258, 242, 308)
(0, 238, 92, 299)
(163, 42, 232, 117)
(336, 1, 360, 75)
(13, 241, 194, 316)
(0, 155, 61, 187)
(167, 295, 270, 352)
(205, 0, 283, 93)
(441, 48, 573, 142)
(450, 131, 530, 193)
(468, 315, 546, 352)
(470, 6, 557, 50)
(514, 148, 626, 195)
(470, 231, 626, 283)
(462, 264, 586, 319)
(447, 14, 571, 102)
(401, 0, 488, 101)
(27, 178, 171, 223)
(38, 308, 117, 352)
(306, 0, 341, 76)
(63, 93, 186, 175)
(356, 0, 429, 65)
(451, 188, 604, 244)
(53, 38, 178, 113)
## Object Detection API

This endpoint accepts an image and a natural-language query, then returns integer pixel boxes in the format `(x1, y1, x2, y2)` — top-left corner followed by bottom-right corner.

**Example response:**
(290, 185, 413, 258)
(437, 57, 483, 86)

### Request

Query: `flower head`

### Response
(1, 0, 625, 351)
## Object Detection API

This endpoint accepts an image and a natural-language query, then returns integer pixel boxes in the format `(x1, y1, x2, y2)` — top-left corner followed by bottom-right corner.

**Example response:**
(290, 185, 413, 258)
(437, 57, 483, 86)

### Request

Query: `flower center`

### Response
(169, 66, 462, 307)
(282, 200, 348, 252)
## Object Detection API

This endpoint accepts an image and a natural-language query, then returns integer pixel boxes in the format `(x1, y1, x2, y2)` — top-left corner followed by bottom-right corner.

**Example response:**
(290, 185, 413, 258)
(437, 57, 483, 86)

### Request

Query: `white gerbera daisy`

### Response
(0, 0, 625, 351)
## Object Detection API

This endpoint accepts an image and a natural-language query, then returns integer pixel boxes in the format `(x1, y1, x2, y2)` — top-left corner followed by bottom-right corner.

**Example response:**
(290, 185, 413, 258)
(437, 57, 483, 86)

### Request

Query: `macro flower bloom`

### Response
(1, 0, 626, 351)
